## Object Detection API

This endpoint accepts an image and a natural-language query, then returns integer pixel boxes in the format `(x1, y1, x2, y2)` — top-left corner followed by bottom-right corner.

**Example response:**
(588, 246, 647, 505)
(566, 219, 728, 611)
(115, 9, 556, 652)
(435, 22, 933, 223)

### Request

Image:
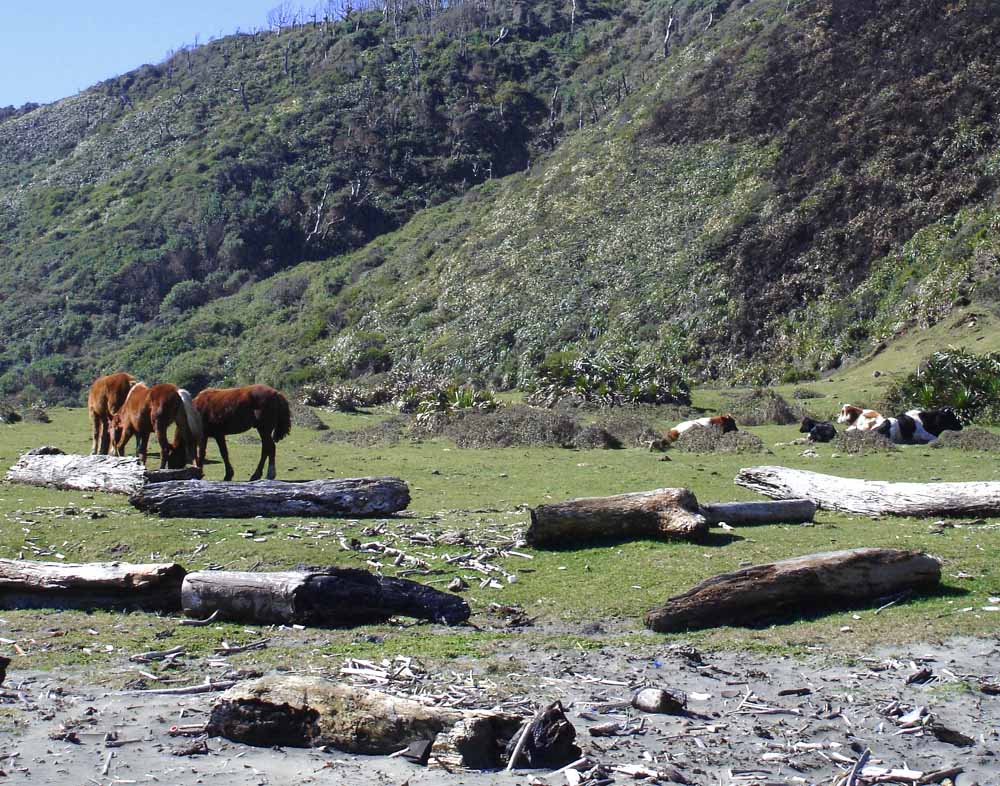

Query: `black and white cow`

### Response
(799, 417, 837, 443)
(874, 408, 963, 445)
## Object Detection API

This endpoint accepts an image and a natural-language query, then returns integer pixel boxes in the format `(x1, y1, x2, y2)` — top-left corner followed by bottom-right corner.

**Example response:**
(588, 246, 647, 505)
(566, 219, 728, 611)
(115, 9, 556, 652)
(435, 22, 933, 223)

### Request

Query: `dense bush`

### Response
(527, 351, 691, 409)
(882, 350, 1000, 425)
(727, 389, 803, 426)
(671, 425, 766, 454)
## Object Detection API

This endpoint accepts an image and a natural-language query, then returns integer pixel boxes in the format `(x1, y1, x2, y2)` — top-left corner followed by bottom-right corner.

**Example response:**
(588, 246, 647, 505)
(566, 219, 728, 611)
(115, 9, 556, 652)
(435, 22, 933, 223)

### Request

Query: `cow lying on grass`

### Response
(836, 404, 884, 432)
(875, 408, 963, 445)
(799, 417, 837, 443)
(666, 415, 738, 443)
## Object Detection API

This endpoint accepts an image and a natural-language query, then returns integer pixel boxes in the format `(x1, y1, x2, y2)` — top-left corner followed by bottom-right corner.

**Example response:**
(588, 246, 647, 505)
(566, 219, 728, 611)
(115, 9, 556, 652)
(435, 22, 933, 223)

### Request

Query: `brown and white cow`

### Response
(836, 404, 885, 432)
(665, 414, 738, 443)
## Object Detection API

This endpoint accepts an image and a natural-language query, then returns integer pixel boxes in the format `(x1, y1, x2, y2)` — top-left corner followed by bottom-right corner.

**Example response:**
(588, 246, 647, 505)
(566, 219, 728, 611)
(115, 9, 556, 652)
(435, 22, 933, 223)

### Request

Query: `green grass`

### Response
(2, 398, 1000, 683)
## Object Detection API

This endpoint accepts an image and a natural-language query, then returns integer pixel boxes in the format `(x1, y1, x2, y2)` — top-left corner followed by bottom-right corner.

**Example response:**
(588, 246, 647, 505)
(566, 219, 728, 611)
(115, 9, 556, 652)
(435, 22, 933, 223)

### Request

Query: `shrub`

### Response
(0, 399, 22, 424)
(792, 388, 824, 400)
(315, 416, 408, 447)
(527, 351, 691, 409)
(930, 427, 1000, 452)
(672, 425, 766, 454)
(833, 430, 898, 455)
(589, 409, 663, 448)
(883, 349, 1000, 425)
(289, 399, 328, 430)
(728, 389, 803, 426)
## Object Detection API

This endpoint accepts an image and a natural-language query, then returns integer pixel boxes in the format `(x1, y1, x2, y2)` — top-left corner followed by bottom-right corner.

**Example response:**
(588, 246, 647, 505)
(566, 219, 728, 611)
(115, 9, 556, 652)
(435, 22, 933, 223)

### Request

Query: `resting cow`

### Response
(666, 414, 738, 443)
(874, 408, 963, 445)
(836, 404, 884, 432)
(799, 417, 836, 443)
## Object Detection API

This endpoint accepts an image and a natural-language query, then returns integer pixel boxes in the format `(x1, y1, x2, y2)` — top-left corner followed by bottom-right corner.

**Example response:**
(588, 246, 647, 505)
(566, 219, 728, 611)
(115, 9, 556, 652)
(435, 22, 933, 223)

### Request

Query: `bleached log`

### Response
(208, 676, 521, 768)
(736, 465, 1000, 517)
(0, 559, 185, 612)
(130, 477, 410, 518)
(645, 548, 940, 632)
(528, 488, 708, 545)
(182, 567, 469, 625)
(5, 450, 201, 495)
(700, 499, 816, 526)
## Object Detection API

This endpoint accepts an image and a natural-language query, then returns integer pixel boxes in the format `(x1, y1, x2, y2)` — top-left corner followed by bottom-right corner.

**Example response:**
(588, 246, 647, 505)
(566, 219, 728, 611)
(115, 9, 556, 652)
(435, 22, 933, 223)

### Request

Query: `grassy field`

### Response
(1, 381, 999, 684)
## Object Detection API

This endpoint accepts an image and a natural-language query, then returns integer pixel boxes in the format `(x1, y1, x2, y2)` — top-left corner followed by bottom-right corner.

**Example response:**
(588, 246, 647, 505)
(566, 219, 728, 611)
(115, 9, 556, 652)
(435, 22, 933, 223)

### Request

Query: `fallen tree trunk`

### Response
(130, 477, 410, 518)
(209, 676, 521, 768)
(182, 567, 469, 625)
(0, 559, 185, 612)
(527, 488, 708, 546)
(700, 499, 816, 526)
(645, 548, 940, 632)
(5, 449, 202, 495)
(736, 466, 1000, 518)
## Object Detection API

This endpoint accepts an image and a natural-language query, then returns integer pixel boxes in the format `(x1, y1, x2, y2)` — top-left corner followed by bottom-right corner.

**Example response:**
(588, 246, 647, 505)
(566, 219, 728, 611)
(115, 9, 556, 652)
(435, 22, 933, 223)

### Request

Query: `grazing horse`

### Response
(109, 383, 200, 468)
(665, 414, 738, 443)
(87, 372, 136, 454)
(175, 385, 292, 481)
(836, 404, 884, 432)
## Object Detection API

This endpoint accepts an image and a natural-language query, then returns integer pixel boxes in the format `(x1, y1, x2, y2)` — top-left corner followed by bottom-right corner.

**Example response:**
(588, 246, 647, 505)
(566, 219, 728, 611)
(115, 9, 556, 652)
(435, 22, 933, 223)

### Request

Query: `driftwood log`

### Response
(209, 676, 521, 768)
(645, 548, 941, 632)
(182, 567, 470, 625)
(528, 488, 709, 545)
(700, 499, 816, 526)
(736, 465, 1000, 518)
(5, 449, 202, 495)
(0, 559, 186, 612)
(130, 477, 410, 518)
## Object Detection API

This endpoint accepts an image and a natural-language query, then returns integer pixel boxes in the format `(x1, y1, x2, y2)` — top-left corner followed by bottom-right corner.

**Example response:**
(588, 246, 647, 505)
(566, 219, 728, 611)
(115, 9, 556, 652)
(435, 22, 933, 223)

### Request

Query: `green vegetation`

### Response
(883, 349, 1000, 424)
(1, 0, 999, 403)
(1, 397, 1000, 680)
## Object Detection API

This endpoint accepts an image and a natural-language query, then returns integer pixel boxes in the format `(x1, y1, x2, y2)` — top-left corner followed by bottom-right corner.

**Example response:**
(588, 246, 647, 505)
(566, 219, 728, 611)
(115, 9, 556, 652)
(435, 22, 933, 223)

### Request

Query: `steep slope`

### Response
(3, 0, 999, 400)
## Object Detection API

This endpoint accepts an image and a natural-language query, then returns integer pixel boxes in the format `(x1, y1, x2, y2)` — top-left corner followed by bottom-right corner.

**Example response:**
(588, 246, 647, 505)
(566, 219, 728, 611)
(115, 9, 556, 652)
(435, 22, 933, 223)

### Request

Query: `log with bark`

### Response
(0, 559, 186, 612)
(130, 477, 410, 518)
(700, 499, 816, 526)
(736, 465, 1000, 518)
(182, 567, 469, 625)
(5, 449, 202, 495)
(208, 676, 521, 768)
(528, 488, 709, 546)
(645, 548, 940, 632)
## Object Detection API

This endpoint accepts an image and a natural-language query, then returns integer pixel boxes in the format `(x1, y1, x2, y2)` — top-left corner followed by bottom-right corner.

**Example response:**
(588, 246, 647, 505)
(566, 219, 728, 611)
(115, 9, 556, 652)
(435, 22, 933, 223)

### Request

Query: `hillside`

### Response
(2, 0, 999, 402)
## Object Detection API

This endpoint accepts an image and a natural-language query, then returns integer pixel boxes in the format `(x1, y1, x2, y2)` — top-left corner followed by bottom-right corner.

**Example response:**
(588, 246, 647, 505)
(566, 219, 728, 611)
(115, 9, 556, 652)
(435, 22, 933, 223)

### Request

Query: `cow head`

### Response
(837, 404, 862, 425)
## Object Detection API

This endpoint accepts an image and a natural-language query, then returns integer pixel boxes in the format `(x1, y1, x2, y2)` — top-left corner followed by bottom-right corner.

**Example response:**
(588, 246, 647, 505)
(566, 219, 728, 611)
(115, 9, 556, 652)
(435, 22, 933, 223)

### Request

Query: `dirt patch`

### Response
(931, 427, 1000, 452)
(672, 426, 766, 454)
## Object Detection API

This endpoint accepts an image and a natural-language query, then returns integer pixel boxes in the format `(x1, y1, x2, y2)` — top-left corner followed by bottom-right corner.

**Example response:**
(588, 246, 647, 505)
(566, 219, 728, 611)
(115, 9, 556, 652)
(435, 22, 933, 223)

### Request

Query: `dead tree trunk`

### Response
(0, 559, 185, 612)
(528, 488, 708, 545)
(5, 449, 201, 495)
(700, 499, 816, 526)
(645, 548, 940, 632)
(182, 567, 469, 625)
(209, 676, 521, 767)
(736, 466, 1000, 518)
(130, 477, 410, 518)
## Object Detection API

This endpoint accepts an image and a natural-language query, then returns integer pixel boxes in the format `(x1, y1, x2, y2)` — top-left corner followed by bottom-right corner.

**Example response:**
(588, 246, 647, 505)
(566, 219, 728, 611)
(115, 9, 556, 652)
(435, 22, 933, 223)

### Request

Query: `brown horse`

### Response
(87, 372, 136, 454)
(173, 385, 291, 481)
(109, 383, 200, 469)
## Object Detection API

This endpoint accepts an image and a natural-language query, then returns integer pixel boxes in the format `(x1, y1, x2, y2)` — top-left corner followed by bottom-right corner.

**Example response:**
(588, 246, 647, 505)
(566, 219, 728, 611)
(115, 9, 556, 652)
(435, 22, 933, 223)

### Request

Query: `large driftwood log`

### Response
(528, 488, 709, 545)
(700, 499, 816, 526)
(645, 548, 940, 632)
(182, 567, 469, 625)
(130, 477, 410, 518)
(5, 450, 202, 495)
(736, 465, 1000, 518)
(209, 676, 521, 768)
(0, 559, 185, 612)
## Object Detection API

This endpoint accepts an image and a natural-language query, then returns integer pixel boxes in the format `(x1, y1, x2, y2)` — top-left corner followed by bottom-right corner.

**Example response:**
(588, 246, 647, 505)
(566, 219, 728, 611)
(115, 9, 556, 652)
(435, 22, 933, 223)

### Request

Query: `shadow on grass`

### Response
(532, 531, 745, 552)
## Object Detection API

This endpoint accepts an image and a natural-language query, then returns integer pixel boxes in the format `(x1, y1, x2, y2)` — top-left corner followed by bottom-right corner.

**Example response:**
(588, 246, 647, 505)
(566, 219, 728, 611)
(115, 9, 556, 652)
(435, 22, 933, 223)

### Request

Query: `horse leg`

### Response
(91, 412, 100, 454)
(99, 417, 112, 455)
(156, 419, 171, 470)
(197, 436, 208, 470)
(216, 436, 234, 481)
(266, 432, 277, 480)
(250, 429, 273, 481)
(138, 430, 149, 466)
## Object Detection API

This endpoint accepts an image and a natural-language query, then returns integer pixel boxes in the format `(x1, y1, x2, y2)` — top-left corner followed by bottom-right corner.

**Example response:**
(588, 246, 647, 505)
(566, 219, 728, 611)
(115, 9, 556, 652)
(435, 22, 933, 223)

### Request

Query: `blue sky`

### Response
(1, 1, 291, 106)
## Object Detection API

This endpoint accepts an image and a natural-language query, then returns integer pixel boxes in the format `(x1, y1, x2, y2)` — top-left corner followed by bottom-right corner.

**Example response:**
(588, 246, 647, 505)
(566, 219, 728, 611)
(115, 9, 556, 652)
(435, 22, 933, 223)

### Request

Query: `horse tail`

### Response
(177, 389, 202, 463)
(272, 391, 292, 442)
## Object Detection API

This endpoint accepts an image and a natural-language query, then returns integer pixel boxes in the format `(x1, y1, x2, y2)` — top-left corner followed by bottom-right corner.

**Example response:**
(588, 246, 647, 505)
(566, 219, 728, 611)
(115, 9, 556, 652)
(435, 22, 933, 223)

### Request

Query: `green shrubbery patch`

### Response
(883, 349, 1000, 425)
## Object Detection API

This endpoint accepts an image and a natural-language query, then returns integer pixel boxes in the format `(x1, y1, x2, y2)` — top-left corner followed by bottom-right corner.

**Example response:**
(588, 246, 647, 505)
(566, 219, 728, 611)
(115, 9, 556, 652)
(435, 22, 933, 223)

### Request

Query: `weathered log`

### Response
(130, 477, 410, 518)
(5, 450, 201, 495)
(736, 465, 1000, 518)
(0, 559, 186, 612)
(645, 548, 941, 632)
(208, 676, 521, 768)
(182, 567, 469, 625)
(700, 499, 816, 526)
(527, 488, 708, 546)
